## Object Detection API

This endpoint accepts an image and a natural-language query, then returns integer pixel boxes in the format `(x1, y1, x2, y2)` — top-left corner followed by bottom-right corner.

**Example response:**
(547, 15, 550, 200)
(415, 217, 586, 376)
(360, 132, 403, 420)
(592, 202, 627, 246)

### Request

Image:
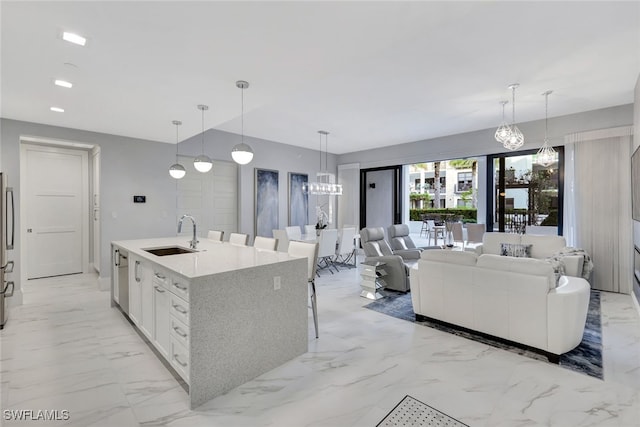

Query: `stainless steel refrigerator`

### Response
(1, 172, 15, 329)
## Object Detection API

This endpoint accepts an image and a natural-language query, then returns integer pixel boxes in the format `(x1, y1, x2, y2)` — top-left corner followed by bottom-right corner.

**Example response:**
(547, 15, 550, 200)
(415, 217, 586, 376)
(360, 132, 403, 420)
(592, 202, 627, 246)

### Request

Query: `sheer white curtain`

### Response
(565, 126, 633, 293)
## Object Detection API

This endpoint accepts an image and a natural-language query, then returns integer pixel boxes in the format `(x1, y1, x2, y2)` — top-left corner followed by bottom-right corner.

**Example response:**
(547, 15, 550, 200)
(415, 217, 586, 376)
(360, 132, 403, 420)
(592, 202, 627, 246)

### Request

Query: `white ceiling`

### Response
(2, 1, 639, 154)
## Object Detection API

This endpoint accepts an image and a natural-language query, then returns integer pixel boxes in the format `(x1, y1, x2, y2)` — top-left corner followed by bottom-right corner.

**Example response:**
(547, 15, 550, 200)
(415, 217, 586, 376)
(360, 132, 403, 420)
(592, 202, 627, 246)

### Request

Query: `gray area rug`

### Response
(377, 395, 468, 427)
(365, 290, 603, 379)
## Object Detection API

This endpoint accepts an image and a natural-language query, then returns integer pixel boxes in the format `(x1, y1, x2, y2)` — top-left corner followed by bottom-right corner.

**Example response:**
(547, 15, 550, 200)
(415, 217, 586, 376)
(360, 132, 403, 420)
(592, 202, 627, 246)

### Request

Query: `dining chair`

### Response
(466, 223, 486, 243)
(229, 232, 249, 246)
(272, 229, 290, 252)
(207, 230, 224, 242)
(285, 226, 302, 240)
(451, 222, 464, 247)
(335, 227, 356, 268)
(304, 224, 316, 236)
(426, 220, 445, 246)
(253, 236, 278, 251)
(317, 228, 339, 274)
(287, 241, 320, 338)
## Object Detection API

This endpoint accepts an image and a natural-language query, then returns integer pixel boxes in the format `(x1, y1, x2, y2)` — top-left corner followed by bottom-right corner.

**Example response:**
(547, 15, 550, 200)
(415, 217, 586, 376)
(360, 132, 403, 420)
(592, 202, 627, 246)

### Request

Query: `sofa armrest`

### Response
(547, 276, 590, 355)
(393, 249, 421, 260)
(561, 255, 584, 278)
(409, 264, 421, 315)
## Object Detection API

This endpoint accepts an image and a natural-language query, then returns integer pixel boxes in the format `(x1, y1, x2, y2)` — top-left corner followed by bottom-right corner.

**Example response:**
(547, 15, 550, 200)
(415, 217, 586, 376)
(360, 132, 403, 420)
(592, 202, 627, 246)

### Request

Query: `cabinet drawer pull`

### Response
(154, 286, 165, 293)
(174, 354, 188, 367)
(173, 326, 188, 338)
(172, 304, 187, 314)
(154, 273, 166, 279)
(135, 260, 141, 282)
(173, 283, 187, 291)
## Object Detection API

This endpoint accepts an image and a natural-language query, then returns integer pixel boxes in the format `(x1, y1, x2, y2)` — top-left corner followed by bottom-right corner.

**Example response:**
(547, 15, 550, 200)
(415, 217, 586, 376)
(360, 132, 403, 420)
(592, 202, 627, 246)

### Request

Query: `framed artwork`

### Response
(255, 168, 279, 237)
(288, 172, 308, 229)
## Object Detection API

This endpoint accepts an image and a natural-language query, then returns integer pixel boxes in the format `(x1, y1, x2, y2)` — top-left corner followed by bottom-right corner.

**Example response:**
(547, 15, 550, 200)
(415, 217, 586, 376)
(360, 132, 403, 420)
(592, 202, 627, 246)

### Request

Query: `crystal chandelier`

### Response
(494, 100, 510, 144)
(231, 80, 254, 165)
(303, 131, 343, 196)
(168, 120, 186, 179)
(502, 83, 524, 151)
(193, 104, 213, 173)
(536, 90, 557, 167)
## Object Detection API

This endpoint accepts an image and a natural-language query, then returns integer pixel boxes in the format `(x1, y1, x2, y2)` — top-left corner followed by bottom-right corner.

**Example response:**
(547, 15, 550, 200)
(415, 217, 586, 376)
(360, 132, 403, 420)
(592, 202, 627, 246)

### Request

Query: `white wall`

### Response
(338, 104, 633, 168)
(364, 169, 395, 230)
(177, 129, 338, 235)
(0, 118, 178, 300)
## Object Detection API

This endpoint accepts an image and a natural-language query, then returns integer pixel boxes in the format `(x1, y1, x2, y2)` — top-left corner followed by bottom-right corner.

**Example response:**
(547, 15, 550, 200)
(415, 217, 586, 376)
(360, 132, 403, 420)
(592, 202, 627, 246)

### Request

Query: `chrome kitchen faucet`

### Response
(178, 214, 198, 249)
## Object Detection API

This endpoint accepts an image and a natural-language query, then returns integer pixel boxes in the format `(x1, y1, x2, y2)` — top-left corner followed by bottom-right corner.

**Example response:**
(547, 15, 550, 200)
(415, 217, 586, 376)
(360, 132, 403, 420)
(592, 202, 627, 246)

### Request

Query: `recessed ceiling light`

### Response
(54, 79, 73, 88)
(50, 107, 65, 113)
(62, 32, 86, 46)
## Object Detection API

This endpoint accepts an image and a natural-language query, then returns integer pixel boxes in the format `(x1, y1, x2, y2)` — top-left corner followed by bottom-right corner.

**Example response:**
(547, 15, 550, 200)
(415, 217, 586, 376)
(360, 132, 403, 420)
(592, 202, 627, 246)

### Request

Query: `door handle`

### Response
(154, 285, 165, 293)
(6, 187, 14, 250)
(114, 249, 120, 267)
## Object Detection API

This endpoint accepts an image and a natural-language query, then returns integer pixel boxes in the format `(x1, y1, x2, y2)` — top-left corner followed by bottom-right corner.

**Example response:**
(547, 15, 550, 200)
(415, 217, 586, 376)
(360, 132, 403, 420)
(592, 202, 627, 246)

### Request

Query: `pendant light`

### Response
(193, 104, 213, 173)
(304, 131, 343, 196)
(503, 83, 524, 151)
(494, 100, 510, 144)
(536, 90, 557, 167)
(231, 80, 254, 165)
(169, 120, 186, 179)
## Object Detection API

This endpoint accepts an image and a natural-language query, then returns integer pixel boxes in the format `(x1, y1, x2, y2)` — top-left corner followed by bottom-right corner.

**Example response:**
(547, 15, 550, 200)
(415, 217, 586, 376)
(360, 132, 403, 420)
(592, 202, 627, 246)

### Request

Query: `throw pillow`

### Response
(500, 243, 532, 258)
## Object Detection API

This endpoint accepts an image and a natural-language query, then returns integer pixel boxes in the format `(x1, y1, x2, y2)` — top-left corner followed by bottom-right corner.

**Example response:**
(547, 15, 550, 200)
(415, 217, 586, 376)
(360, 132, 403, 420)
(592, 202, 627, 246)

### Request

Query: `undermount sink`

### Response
(143, 246, 196, 256)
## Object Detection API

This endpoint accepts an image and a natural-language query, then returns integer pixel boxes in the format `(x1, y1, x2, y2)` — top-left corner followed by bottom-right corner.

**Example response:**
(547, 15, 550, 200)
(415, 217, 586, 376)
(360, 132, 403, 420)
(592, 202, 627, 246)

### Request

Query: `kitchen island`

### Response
(110, 236, 308, 409)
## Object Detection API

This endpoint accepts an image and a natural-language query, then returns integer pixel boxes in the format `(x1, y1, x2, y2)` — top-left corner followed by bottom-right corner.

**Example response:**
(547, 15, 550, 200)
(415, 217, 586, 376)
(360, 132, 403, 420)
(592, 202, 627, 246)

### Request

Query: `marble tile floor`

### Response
(0, 269, 639, 426)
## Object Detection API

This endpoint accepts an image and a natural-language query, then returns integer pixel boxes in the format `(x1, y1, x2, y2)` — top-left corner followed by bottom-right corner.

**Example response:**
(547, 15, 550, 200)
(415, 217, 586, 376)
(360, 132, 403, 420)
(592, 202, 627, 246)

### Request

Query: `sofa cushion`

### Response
(477, 254, 556, 289)
(482, 232, 521, 255)
(500, 243, 532, 258)
(521, 234, 566, 259)
(422, 249, 478, 265)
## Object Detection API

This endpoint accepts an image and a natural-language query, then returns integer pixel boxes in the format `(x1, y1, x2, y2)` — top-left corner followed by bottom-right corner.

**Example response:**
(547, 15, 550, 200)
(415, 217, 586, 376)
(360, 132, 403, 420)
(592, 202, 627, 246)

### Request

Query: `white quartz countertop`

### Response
(112, 237, 298, 279)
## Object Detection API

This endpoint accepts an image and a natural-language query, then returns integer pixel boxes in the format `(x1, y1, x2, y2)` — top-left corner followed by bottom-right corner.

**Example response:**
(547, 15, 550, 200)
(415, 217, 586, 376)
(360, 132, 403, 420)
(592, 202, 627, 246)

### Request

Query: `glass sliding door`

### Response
(487, 147, 563, 234)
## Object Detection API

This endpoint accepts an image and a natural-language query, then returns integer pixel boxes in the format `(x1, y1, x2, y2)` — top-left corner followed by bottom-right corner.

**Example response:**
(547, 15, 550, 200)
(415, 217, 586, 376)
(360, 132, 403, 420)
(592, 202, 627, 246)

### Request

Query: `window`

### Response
(457, 172, 472, 193)
(487, 148, 563, 234)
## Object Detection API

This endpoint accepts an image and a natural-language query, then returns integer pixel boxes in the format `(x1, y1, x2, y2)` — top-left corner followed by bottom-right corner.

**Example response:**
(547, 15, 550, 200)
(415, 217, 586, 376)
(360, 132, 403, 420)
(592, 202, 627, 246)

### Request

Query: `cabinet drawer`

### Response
(170, 277, 189, 301)
(170, 316, 190, 347)
(152, 269, 170, 289)
(169, 294, 189, 325)
(170, 337, 190, 383)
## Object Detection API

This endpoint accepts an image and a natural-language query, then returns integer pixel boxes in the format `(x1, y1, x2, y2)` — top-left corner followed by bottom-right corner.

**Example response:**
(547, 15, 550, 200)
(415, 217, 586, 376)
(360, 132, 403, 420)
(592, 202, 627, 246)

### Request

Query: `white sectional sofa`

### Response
(473, 232, 586, 279)
(409, 249, 591, 361)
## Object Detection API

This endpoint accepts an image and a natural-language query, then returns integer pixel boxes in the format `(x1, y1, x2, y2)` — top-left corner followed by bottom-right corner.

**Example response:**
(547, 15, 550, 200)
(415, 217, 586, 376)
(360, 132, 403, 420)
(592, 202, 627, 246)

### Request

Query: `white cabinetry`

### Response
(129, 253, 153, 337)
(112, 247, 120, 303)
(127, 256, 190, 382)
(128, 255, 142, 325)
(139, 260, 154, 339)
(152, 271, 171, 359)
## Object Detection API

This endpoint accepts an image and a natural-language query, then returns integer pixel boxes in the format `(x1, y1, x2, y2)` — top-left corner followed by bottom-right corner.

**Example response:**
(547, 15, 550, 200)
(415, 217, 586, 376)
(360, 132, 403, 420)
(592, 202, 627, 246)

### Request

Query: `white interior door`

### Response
(176, 156, 237, 240)
(24, 144, 89, 279)
(92, 147, 101, 273)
